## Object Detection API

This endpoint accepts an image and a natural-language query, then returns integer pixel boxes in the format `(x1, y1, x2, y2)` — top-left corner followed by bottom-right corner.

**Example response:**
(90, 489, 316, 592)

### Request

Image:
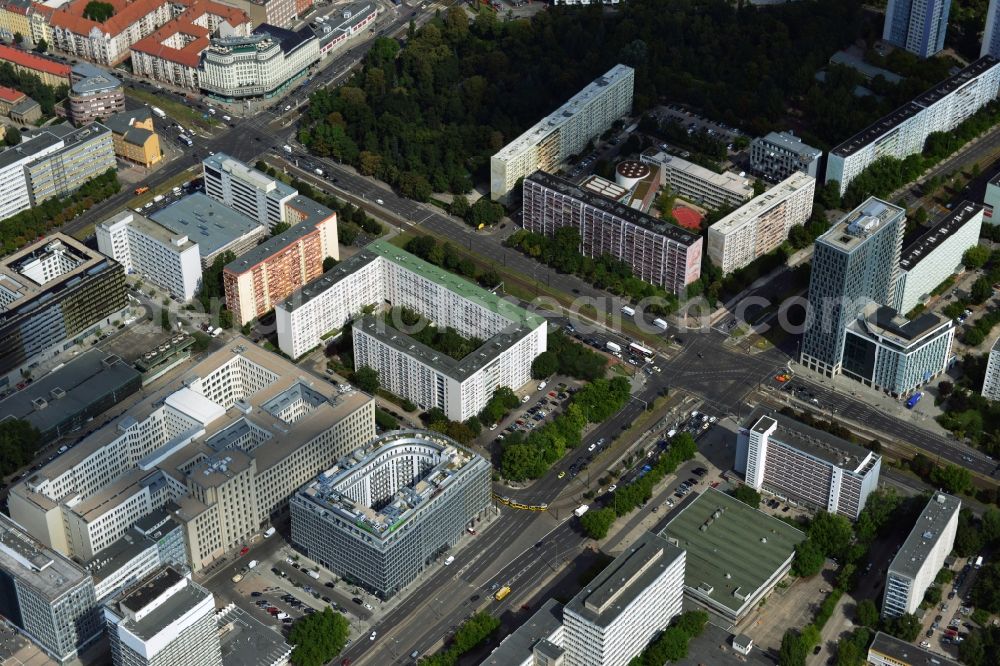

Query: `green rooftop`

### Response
(366, 239, 545, 329)
(659, 488, 805, 619)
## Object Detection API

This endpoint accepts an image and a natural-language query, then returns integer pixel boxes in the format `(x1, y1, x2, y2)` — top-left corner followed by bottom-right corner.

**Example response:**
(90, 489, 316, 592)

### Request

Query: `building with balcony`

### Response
(490, 65, 634, 202)
(522, 170, 702, 294)
(736, 408, 882, 520)
(983, 335, 1000, 400)
(884, 0, 951, 58)
(68, 70, 125, 125)
(290, 430, 492, 599)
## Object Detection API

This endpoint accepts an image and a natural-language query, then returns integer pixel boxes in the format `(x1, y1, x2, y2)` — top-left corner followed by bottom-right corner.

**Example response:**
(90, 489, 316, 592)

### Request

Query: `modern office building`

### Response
(149, 193, 268, 269)
(640, 150, 754, 209)
(104, 108, 162, 168)
(103, 566, 223, 666)
(98, 209, 203, 302)
(984, 172, 1000, 222)
(275, 239, 547, 421)
(199, 23, 319, 100)
(214, 0, 297, 29)
(68, 70, 125, 125)
(883, 0, 951, 58)
(659, 488, 805, 622)
(0, 514, 102, 664)
(7, 339, 375, 571)
(736, 408, 882, 520)
(707, 171, 815, 274)
(216, 604, 293, 666)
(222, 203, 338, 325)
(480, 599, 565, 666)
(202, 152, 298, 229)
(867, 630, 961, 666)
(882, 493, 960, 618)
(0, 234, 127, 388)
(893, 202, 984, 314)
(0, 44, 71, 86)
(562, 532, 685, 666)
(749, 131, 822, 181)
(982, 336, 1000, 400)
(85, 508, 187, 603)
(827, 57, 1000, 194)
(985, 0, 1000, 58)
(800, 198, 905, 378)
(290, 430, 492, 599)
(490, 64, 634, 201)
(0, 348, 141, 444)
(522, 170, 703, 294)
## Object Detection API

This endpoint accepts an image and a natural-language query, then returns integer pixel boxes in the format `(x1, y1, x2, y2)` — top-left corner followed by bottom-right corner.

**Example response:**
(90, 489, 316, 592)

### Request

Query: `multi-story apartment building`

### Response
(707, 171, 815, 274)
(0, 43, 71, 86)
(203, 152, 298, 229)
(827, 57, 1000, 195)
(736, 408, 882, 520)
(85, 508, 187, 603)
(884, 0, 951, 58)
(640, 150, 754, 210)
(490, 64, 634, 201)
(50, 0, 177, 66)
(868, 631, 960, 666)
(7, 339, 375, 571)
(68, 70, 125, 125)
(480, 599, 565, 666)
(983, 335, 1000, 400)
(0, 235, 127, 388)
(215, 0, 297, 28)
(882, 493, 960, 618)
(800, 198, 905, 378)
(522, 170, 702, 294)
(659, 488, 805, 622)
(98, 209, 203, 302)
(985, 0, 1000, 58)
(275, 239, 547, 421)
(104, 108, 162, 168)
(893, 202, 984, 314)
(149, 193, 267, 269)
(0, 514, 102, 664)
(291, 430, 491, 599)
(562, 532, 684, 666)
(103, 566, 222, 666)
(749, 131, 822, 182)
(130, 0, 251, 91)
(199, 24, 319, 99)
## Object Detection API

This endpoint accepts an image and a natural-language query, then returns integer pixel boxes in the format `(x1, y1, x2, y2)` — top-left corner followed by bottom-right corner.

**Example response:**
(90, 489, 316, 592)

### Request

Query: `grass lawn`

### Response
(126, 88, 219, 131)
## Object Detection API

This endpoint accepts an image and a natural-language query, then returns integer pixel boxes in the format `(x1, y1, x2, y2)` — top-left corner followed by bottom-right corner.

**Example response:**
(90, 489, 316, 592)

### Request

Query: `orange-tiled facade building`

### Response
(0, 43, 70, 87)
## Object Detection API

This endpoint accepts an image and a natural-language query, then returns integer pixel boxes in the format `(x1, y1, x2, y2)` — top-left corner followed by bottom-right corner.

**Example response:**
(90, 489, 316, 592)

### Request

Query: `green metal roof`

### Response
(659, 488, 805, 616)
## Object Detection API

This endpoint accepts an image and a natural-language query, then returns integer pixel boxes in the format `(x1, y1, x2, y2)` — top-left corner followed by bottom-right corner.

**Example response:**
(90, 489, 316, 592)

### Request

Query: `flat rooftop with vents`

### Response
(888, 492, 961, 580)
(0, 513, 91, 602)
(818, 198, 903, 253)
(659, 488, 806, 622)
(150, 193, 265, 264)
(899, 200, 983, 271)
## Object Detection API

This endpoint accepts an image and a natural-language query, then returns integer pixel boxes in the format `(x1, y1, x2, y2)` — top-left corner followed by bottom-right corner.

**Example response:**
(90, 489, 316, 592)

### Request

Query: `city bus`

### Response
(905, 393, 922, 409)
(629, 342, 654, 359)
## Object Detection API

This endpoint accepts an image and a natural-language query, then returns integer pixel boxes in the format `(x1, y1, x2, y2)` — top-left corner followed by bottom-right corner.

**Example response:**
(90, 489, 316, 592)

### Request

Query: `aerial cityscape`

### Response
(3, 0, 1000, 665)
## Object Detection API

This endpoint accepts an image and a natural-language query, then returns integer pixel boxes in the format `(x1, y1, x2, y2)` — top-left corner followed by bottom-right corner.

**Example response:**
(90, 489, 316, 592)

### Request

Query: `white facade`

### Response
(97, 211, 203, 302)
(882, 493, 960, 618)
(983, 336, 1000, 400)
(490, 65, 634, 201)
(640, 151, 753, 210)
(0, 149, 40, 222)
(985, 0, 1000, 58)
(562, 534, 685, 666)
(828, 56, 1000, 195)
(276, 240, 546, 422)
(893, 203, 984, 314)
(707, 172, 815, 274)
(199, 30, 319, 100)
(202, 152, 297, 229)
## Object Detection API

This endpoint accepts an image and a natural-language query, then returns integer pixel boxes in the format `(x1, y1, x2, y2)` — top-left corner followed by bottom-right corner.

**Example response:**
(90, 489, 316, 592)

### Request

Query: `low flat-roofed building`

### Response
(10, 96, 40, 124)
(215, 604, 292, 666)
(0, 348, 141, 444)
(749, 131, 822, 181)
(150, 193, 267, 269)
(0, 84, 25, 114)
(563, 532, 685, 666)
(659, 487, 805, 622)
(867, 630, 960, 666)
(308, 2, 377, 57)
(882, 493, 960, 618)
(0, 615, 59, 666)
(479, 599, 564, 666)
(736, 407, 881, 520)
(641, 150, 753, 210)
(893, 202, 984, 314)
(7, 339, 375, 572)
(103, 566, 222, 666)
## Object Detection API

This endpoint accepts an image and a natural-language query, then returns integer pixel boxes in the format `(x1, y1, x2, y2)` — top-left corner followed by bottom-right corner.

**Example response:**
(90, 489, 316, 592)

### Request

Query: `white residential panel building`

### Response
(490, 65, 634, 202)
(983, 336, 1000, 400)
(202, 152, 297, 229)
(707, 171, 815, 274)
(97, 211, 204, 302)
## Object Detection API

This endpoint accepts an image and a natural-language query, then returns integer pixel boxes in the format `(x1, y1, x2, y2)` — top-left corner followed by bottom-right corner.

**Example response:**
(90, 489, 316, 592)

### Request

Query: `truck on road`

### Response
(652, 318, 669, 331)
(134, 186, 149, 195)
(574, 504, 589, 517)
(621, 305, 636, 317)
(976, 555, 984, 569)
(308, 569, 320, 579)
(151, 106, 166, 119)
(605, 341, 622, 354)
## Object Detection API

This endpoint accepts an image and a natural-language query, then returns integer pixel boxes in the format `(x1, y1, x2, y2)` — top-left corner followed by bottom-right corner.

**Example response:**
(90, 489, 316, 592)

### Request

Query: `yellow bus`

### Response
(494, 585, 511, 601)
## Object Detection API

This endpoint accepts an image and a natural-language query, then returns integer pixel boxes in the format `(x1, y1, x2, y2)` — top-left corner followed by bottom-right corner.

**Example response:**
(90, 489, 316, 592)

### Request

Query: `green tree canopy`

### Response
(964, 245, 990, 269)
(729, 484, 761, 509)
(82, 1, 114, 21)
(288, 608, 349, 666)
(351, 366, 380, 393)
(855, 599, 879, 629)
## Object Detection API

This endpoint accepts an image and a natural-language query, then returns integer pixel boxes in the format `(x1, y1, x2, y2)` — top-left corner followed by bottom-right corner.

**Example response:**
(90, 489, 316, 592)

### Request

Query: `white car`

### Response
(369, 631, 377, 641)
(376, 198, 384, 205)
(521, 395, 530, 403)
(489, 423, 498, 431)
(364, 603, 373, 611)
(587, 443, 596, 452)
(607, 484, 617, 493)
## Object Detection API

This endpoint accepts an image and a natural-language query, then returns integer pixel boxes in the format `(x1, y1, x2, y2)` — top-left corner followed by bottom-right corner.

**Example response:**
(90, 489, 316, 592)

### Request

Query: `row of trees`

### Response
(288, 608, 349, 666)
(579, 431, 697, 539)
(405, 235, 501, 290)
(382, 306, 484, 361)
(530, 330, 607, 382)
(500, 376, 630, 481)
(0, 168, 120, 255)
(479, 386, 520, 426)
(419, 612, 500, 666)
(627, 610, 708, 666)
(0, 420, 41, 479)
(505, 228, 678, 313)
(0, 62, 66, 116)
(936, 352, 1000, 455)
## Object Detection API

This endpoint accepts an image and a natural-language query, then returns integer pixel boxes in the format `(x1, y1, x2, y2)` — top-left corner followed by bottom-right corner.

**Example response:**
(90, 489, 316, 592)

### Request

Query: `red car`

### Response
(341, 660, 352, 666)
(239, 546, 249, 556)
